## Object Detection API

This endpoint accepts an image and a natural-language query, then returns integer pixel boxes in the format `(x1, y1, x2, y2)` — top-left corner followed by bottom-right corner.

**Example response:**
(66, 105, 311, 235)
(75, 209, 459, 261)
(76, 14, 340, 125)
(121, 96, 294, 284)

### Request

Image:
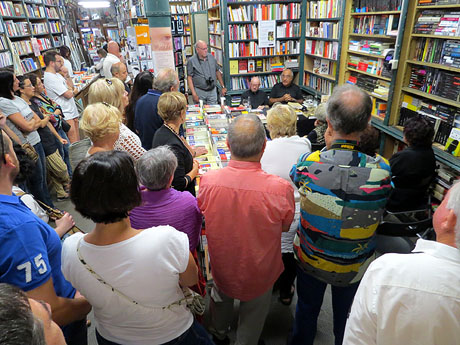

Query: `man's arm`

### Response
(187, 75, 200, 104)
(281, 185, 295, 232)
(269, 93, 291, 105)
(60, 90, 74, 99)
(216, 70, 227, 96)
(26, 278, 91, 326)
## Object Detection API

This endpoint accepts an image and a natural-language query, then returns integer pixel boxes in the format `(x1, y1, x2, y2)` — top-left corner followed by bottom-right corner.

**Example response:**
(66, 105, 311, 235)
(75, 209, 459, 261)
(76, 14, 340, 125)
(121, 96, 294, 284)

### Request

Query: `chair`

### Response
(376, 205, 435, 255)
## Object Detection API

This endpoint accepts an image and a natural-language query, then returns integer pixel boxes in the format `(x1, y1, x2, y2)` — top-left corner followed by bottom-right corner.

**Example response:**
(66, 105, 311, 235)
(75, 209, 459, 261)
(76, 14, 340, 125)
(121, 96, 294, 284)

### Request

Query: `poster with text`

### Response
(149, 26, 175, 76)
(258, 20, 276, 48)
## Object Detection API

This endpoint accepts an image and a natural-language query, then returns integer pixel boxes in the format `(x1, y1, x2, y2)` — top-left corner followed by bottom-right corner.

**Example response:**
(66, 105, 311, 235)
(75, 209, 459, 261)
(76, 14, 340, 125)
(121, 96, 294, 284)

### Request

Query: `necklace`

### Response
(164, 123, 194, 157)
(164, 123, 180, 137)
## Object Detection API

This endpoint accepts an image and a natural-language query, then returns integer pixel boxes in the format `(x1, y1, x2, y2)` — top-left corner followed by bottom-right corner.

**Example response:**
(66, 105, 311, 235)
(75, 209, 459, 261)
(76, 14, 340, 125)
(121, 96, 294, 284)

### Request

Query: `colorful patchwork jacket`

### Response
(290, 140, 392, 286)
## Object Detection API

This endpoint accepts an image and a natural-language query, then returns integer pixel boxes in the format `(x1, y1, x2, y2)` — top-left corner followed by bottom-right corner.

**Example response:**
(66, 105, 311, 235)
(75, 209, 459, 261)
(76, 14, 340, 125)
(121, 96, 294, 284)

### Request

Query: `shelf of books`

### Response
(302, 0, 345, 98)
(170, 0, 192, 94)
(207, 0, 223, 72)
(387, 0, 460, 171)
(339, 0, 403, 120)
(223, 0, 303, 96)
(0, 0, 66, 75)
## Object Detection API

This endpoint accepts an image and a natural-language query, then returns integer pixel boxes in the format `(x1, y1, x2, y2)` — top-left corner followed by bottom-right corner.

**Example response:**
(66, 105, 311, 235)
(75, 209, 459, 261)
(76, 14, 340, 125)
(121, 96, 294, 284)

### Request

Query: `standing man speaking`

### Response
(187, 40, 227, 104)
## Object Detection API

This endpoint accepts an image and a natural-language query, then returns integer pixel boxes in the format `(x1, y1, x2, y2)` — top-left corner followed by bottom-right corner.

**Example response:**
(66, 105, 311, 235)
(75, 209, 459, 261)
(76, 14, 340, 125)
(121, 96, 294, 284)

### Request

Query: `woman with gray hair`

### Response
(130, 146, 202, 251)
(261, 103, 311, 306)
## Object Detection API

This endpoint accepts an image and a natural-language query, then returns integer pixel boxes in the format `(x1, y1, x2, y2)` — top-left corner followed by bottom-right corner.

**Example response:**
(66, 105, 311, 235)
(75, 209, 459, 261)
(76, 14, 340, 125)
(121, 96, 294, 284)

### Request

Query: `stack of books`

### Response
(414, 10, 460, 36)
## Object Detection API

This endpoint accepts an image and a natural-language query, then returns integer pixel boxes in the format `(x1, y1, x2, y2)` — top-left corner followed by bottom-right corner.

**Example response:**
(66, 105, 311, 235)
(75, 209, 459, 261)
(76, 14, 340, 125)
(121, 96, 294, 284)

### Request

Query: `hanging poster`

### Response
(258, 20, 276, 48)
(149, 26, 175, 76)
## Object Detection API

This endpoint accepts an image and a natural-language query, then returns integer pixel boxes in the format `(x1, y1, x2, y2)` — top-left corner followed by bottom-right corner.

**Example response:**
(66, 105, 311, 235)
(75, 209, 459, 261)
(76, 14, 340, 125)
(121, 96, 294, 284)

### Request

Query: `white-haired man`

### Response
(343, 182, 460, 345)
(187, 40, 226, 104)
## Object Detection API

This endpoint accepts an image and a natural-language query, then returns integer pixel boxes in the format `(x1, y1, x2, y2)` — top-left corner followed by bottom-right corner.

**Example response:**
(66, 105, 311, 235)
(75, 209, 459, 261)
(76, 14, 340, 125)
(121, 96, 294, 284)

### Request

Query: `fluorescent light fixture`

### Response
(81, 28, 92, 32)
(78, 1, 110, 8)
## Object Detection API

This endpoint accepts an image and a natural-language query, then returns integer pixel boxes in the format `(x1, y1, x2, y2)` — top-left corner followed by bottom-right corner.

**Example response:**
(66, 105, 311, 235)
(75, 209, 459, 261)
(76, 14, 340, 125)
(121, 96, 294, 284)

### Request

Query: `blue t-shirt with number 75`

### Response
(0, 194, 75, 299)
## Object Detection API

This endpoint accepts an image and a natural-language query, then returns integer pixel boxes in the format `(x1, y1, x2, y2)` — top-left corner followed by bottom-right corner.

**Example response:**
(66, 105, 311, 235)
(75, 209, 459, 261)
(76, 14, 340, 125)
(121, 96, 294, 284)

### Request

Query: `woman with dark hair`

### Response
(387, 116, 437, 211)
(61, 151, 213, 345)
(124, 71, 154, 132)
(29, 74, 72, 177)
(0, 70, 54, 207)
(18, 75, 70, 201)
(59, 46, 74, 77)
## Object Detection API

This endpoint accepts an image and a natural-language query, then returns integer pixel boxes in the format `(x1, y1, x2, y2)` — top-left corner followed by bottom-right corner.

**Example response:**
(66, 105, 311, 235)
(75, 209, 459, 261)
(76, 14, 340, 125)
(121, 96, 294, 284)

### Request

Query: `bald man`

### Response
(198, 115, 294, 344)
(187, 40, 226, 104)
(111, 62, 130, 93)
(269, 69, 303, 105)
(241, 77, 269, 109)
(102, 41, 121, 78)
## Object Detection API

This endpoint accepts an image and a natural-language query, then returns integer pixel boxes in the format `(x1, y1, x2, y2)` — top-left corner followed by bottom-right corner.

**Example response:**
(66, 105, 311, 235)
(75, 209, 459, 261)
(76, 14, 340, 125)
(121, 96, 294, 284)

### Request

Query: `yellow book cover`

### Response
(230, 60, 238, 75)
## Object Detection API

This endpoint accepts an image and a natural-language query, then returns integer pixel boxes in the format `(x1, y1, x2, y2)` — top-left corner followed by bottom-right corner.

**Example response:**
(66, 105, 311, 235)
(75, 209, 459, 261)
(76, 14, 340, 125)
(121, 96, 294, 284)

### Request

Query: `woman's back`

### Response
(62, 226, 193, 345)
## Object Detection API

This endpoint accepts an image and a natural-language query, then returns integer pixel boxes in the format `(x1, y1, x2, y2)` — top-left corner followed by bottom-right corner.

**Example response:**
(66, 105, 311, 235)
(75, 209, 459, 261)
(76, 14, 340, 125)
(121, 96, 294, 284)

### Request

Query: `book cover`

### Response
(248, 59, 255, 72)
(230, 60, 238, 75)
(238, 60, 248, 73)
(255, 59, 263, 72)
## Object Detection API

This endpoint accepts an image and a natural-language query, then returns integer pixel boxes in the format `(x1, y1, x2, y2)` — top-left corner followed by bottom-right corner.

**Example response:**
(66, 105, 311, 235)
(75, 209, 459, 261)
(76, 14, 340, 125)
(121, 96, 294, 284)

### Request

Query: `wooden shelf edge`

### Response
(347, 67, 392, 82)
(407, 60, 460, 74)
(402, 87, 460, 109)
(304, 69, 336, 81)
(351, 11, 401, 16)
(347, 49, 386, 59)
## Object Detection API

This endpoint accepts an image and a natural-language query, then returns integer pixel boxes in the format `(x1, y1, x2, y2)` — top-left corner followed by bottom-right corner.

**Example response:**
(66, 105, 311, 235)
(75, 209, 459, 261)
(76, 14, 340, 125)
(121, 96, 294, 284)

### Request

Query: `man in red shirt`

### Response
(198, 115, 295, 345)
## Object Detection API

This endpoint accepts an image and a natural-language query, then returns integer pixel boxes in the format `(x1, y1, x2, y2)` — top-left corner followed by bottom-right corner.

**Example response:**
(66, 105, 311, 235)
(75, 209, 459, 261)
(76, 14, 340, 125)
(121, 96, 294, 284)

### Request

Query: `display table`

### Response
(73, 73, 100, 108)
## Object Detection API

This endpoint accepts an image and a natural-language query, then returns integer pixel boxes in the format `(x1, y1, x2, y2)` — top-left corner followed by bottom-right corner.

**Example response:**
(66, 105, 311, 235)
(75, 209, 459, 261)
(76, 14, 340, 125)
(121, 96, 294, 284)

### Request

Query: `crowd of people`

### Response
(0, 46, 459, 345)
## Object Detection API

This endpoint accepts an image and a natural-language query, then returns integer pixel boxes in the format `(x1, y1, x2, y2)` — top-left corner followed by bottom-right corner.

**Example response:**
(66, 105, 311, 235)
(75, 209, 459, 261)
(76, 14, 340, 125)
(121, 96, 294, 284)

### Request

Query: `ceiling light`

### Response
(78, 1, 111, 8)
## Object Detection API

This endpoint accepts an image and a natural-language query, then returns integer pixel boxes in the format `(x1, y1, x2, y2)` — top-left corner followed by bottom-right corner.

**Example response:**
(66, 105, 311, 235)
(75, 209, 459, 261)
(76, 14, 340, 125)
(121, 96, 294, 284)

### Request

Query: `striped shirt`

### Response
(290, 140, 392, 286)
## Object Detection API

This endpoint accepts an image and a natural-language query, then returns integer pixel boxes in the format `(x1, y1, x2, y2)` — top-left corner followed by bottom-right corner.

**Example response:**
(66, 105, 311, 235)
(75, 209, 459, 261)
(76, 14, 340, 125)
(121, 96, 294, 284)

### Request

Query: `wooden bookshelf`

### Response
(339, 0, 402, 120)
(386, 0, 460, 172)
(0, 0, 66, 75)
(222, 0, 303, 94)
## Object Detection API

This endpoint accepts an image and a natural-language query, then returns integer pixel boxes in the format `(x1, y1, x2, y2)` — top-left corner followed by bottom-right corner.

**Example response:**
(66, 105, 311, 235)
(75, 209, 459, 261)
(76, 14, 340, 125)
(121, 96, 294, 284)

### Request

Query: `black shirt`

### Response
(241, 89, 269, 108)
(269, 82, 303, 104)
(29, 102, 58, 156)
(387, 146, 436, 211)
(152, 125, 196, 196)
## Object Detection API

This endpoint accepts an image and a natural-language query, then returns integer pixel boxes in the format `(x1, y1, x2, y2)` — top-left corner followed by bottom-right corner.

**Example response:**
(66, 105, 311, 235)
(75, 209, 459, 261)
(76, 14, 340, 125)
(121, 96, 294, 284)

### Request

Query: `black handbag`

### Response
(61, 118, 71, 132)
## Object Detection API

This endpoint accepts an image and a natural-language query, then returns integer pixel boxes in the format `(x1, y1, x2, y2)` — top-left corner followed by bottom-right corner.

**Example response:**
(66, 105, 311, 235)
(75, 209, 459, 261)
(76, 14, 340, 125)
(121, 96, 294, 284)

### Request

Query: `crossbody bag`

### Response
(76, 237, 205, 315)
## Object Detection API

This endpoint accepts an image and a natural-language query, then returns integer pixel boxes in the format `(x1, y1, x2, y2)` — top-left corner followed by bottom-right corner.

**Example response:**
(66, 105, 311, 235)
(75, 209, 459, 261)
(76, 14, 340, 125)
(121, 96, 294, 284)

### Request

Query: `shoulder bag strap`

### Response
(76, 238, 189, 310)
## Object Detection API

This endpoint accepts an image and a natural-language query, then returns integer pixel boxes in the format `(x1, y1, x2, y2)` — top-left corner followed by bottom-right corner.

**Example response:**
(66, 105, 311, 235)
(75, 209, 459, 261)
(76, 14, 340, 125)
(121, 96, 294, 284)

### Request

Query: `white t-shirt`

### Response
(61, 226, 193, 345)
(0, 96, 41, 145)
(63, 58, 74, 77)
(103, 53, 120, 78)
(261, 135, 311, 252)
(12, 186, 49, 223)
(44, 72, 79, 120)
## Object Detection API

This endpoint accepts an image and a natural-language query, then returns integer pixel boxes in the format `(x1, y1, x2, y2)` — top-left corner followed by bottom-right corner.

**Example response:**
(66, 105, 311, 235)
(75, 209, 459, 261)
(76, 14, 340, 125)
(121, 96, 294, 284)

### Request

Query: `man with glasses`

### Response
(187, 40, 226, 105)
(241, 76, 269, 109)
(43, 51, 80, 143)
(0, 129, 91, 345)
(269, 68, 303, 105)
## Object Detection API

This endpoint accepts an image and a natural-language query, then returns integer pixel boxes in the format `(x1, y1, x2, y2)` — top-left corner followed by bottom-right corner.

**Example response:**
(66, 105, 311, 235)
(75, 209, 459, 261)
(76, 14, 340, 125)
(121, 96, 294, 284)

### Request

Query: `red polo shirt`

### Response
(197, 160, 295, 301)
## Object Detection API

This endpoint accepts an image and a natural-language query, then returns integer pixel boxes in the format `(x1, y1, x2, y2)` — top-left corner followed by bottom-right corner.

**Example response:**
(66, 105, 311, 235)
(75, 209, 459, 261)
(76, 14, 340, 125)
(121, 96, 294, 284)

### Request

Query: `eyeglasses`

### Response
(102, 102, 111, 107)
(0, 128, 6, 164)
(105, 79, 112, 86)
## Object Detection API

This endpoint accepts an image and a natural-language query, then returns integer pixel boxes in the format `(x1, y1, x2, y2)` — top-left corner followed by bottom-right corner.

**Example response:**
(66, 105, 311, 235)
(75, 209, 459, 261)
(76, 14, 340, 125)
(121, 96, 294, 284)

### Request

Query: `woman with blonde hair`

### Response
(88, 78, 145, 160)
(152, 92, 199, 196)
(80, 102, 121, 156)
(261, 103, 311, 306)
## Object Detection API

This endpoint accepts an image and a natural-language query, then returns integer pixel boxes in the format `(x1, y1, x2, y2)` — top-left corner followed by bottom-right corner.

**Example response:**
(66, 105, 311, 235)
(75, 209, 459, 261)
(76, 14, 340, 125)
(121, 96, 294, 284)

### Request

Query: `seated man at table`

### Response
(269, 69, 303, 105)
(241, 76, 269, 109)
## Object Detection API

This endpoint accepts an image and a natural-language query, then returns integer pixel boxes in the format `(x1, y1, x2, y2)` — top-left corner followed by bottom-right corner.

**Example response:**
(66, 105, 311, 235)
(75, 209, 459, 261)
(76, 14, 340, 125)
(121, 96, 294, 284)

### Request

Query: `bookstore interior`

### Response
(0, 0, 460, 343)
